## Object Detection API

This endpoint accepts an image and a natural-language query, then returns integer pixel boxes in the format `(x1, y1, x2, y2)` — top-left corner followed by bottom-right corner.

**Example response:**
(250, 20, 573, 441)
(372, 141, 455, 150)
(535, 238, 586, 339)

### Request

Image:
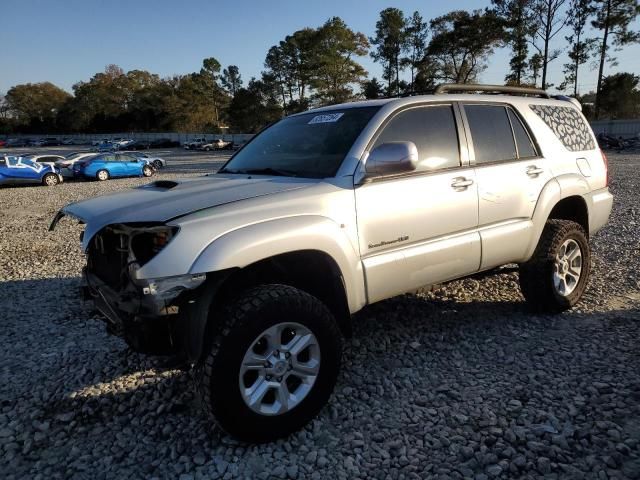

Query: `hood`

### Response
(50, 175, 315, 246)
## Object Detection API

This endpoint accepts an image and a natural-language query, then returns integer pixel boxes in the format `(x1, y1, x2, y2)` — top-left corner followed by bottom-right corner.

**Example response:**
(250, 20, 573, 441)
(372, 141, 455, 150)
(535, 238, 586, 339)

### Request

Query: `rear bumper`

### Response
(585, 187, 613, 236)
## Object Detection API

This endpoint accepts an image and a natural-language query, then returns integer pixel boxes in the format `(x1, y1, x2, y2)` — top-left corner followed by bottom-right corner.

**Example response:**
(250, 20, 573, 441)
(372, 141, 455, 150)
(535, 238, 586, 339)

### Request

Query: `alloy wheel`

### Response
(239, 322, 320, 416)
(553, 238, 583, 296)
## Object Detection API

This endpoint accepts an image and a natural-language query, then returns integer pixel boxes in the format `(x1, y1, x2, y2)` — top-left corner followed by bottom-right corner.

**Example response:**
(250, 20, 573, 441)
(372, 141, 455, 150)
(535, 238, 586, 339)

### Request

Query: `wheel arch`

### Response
(524, 175, 591, 260)
(182, 249, 353, 364)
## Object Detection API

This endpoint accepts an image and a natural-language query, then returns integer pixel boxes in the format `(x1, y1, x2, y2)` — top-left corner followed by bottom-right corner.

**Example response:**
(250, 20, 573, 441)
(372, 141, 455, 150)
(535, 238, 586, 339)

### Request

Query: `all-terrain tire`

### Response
(196, 284, 342, 442)
(519, 219, 590, 313)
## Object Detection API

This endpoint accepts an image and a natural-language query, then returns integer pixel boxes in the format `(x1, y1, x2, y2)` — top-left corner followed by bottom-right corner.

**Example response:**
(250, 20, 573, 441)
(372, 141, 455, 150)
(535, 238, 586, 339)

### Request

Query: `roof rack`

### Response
(434, 83, 550, 99)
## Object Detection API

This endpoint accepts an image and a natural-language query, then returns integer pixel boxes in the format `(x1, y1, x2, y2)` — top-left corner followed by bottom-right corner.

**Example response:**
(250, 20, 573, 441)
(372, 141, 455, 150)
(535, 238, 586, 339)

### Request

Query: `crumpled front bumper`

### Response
(82, 268, 206, 332)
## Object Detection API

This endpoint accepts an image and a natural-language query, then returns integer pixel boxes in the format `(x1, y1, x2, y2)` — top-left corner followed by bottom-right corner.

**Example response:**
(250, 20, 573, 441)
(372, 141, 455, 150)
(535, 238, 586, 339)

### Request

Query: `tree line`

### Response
(1, 0, 638, 135)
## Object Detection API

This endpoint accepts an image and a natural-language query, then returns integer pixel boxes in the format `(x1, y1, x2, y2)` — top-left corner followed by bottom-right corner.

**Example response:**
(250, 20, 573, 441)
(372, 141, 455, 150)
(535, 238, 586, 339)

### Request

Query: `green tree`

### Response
(221, 65, 243, 95)
(370, 8, 408, 96)
(227, 78, 283, 132)
(528, 52, 544, 84)
(491, 0, 536, 84)
(263, 29, 317, 113)
(560, 0, 596, 95)
(200, 57, 226, 127)
(591, 0, 640, 118)
(5, 82, 71, 132)
(529, 0, 569, 88)
(402, 11, 429, 91)
(264, 45, 290, 109)
(362, 78, 385, 99)
(597, 72, 640, 118)
(311, 17, 369, 105)
(427, 10, 505, 84)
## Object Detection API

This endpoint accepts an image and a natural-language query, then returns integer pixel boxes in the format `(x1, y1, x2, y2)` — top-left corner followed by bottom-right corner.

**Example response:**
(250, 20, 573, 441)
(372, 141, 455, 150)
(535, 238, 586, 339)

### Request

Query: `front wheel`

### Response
(519, 219, 591, 313)
(142, 165, 154, 177)
(197, 284, 342, 442)
(153, 160, 163, 169)
(42, 173, 59, 186)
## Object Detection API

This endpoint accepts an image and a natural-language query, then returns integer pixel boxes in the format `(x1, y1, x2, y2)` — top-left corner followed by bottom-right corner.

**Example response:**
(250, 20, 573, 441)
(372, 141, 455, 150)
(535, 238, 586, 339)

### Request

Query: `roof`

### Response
(304, 92, 581, 115)
(300, 84, 581, 115)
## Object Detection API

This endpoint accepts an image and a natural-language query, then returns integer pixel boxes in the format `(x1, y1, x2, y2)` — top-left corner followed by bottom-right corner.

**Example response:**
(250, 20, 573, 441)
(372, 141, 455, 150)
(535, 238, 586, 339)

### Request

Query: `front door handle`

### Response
(526, 165, 544, 177)
(451, 177, 474, 190)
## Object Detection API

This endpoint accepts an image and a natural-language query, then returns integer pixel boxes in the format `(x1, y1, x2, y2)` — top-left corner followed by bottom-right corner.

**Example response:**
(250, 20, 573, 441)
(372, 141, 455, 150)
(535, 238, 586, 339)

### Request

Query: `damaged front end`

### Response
(82, 223, 206, 354)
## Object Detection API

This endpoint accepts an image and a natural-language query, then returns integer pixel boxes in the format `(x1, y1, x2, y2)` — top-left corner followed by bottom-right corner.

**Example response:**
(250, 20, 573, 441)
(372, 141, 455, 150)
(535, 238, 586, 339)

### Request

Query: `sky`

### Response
(1, 0, 639, 96)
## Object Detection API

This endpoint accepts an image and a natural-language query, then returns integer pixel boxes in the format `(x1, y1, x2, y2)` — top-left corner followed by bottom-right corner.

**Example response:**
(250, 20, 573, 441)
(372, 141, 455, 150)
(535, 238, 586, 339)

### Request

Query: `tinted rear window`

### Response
(465, 105, 517, 163)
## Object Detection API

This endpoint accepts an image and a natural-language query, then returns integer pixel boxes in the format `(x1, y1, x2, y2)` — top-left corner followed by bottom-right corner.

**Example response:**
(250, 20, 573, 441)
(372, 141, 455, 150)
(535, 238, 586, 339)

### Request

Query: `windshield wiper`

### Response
(219, 167, 299, 177)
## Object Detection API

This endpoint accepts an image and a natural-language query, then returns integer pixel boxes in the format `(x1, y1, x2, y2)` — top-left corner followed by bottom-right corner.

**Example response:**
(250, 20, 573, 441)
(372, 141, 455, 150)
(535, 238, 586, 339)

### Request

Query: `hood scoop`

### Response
(143, 180, 179, 190)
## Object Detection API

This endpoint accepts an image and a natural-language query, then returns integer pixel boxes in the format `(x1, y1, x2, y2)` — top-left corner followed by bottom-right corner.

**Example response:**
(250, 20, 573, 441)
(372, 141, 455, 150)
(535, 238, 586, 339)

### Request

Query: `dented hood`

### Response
(51, 175, 314, 246)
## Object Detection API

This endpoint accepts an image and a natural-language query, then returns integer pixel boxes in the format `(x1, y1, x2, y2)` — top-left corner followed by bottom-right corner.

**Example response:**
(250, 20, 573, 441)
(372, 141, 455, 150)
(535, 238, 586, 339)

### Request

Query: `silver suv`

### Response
(52, 84, 613, 442)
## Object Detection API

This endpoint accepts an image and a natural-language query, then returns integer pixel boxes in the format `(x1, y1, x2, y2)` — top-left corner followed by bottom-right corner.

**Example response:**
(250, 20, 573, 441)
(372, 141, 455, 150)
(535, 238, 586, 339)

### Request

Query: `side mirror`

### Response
(365, 141, 418, 177)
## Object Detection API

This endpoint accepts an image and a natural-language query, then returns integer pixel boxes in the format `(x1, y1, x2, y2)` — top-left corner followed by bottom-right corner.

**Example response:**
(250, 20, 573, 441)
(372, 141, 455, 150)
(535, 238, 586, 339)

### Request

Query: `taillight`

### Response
(601, 150, 609, 187)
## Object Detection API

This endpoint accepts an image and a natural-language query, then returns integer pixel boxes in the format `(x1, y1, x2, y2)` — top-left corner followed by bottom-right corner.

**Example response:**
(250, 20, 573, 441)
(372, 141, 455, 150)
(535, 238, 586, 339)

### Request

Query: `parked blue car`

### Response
(72, 153, 155, 181)
(0, 155, 63, 186)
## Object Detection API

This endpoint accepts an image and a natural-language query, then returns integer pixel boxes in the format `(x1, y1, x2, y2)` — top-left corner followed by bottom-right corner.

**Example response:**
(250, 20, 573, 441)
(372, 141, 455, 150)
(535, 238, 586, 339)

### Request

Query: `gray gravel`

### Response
(1, 150, 639, 479)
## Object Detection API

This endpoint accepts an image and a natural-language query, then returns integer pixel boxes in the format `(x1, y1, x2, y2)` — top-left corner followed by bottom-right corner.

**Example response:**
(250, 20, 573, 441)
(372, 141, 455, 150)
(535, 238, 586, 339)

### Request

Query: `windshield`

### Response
(220, 107, 379, 178)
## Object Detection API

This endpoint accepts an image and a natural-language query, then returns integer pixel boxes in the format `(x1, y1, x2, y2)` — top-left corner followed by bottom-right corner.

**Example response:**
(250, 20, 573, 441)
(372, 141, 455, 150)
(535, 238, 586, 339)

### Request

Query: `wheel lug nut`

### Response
(285, 352, 290, 358)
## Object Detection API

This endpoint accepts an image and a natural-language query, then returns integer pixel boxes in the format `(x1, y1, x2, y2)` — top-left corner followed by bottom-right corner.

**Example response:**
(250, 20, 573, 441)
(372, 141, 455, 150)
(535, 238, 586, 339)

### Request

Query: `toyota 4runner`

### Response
(51, 84, 613, 442)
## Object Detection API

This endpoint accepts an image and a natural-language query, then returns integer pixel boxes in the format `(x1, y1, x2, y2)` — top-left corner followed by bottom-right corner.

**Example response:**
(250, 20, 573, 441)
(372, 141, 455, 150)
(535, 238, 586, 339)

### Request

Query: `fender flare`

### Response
(189, 215, 367, 313)
(523, 174, 590, 260)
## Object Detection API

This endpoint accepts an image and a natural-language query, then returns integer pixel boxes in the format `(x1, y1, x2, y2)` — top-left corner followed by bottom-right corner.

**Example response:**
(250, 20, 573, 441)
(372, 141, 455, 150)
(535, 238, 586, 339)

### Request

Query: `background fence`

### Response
(1, 132, 255, 144)
(589, 119, 640, 138)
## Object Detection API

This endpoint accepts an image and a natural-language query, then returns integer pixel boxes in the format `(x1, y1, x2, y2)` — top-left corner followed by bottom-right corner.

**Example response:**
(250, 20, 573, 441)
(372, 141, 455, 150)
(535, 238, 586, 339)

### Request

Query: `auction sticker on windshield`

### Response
(308, 113, 344, 124)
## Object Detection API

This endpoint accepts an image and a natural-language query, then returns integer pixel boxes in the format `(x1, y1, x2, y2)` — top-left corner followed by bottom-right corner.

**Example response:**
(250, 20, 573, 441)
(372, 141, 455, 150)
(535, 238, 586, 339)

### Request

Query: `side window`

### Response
(529, 104, 596, 151)
(507, 108, 537, 158)
(102, 155, 115, 162)
(464, 105, 517, 163)
(373, 105, 460, 172)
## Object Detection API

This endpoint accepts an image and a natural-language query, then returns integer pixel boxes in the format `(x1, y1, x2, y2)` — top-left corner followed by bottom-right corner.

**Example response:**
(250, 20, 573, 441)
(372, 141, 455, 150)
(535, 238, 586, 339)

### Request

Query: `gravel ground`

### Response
(1, 151, 639, 480)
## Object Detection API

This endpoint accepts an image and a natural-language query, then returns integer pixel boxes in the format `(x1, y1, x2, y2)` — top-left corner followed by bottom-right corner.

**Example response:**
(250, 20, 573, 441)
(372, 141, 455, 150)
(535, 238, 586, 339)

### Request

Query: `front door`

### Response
(355, 104, 481, 304)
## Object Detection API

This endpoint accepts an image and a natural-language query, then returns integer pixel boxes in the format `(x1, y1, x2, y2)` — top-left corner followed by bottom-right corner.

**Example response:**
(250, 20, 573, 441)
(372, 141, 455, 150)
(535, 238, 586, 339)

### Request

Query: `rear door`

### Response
(355, 103, 481, 303)
(461, 103, 552, 270)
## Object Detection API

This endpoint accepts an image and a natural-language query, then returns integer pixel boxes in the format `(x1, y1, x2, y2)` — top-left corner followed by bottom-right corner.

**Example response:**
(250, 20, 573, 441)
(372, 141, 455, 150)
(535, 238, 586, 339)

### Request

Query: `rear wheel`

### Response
(519, 219, 590, 312)
(96, 169, 109, 181)
(153, 160, 163, 169)
(42, 173, 59, 186)
(142, 165, 154, 177)
(196, 284, 342, 442)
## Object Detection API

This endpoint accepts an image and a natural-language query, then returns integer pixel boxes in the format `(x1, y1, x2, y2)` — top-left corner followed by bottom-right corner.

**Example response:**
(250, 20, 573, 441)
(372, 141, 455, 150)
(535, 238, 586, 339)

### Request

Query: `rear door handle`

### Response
(526, 165, 544, 177)
(451, 177, 474, 190)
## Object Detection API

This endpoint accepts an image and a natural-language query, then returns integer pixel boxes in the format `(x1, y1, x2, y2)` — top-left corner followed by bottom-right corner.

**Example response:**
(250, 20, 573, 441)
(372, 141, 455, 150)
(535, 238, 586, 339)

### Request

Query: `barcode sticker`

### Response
(308, 113, 344, 124)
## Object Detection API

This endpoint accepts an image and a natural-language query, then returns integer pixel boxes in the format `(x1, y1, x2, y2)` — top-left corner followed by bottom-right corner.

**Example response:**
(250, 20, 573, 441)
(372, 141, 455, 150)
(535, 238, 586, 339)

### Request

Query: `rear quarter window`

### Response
(529, 104, 596, 151)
